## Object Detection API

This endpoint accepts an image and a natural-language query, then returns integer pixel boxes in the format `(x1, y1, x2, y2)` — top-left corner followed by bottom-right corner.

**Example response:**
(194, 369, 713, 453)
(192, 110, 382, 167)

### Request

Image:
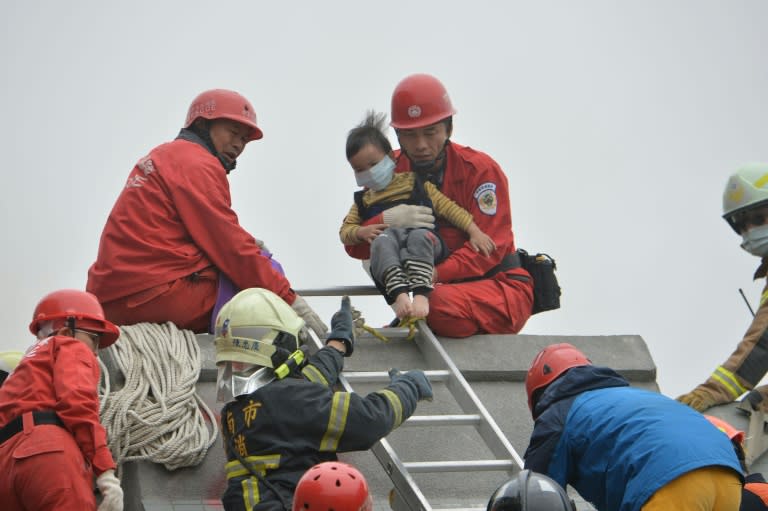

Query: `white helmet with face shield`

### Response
(214, 287, 305, 401)
(723, 163, 768, 233)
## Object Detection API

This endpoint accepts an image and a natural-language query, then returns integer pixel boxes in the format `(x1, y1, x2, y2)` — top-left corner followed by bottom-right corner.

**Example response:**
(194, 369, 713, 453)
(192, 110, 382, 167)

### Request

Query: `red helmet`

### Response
(292, 461, 372, 511)
(29, 289, 120, 348)
(705, 415, 745, 445)
(526, 343, 591, 415)
(390, 74, 456, 129)
(184, 89, 263, 141)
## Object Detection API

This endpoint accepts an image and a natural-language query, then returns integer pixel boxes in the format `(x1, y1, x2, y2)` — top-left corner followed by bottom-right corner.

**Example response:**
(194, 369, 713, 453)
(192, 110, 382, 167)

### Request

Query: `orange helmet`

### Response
(29, 289, 120, 348)
(705, 415, 745, 445)
(390, 74, 456, 129)
(292, 461, 372, 511)
(526, 343, 591, 416)
(184, 89, 263, 141)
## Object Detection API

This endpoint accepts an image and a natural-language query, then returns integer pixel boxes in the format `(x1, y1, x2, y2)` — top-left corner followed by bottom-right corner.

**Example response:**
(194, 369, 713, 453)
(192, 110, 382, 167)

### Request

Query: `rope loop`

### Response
(99, 322, 219, 472)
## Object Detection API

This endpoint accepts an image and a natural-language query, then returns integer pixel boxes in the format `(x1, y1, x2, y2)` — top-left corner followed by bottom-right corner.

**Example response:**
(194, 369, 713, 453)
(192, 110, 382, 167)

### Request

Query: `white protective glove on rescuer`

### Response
(292, 295, 329, 336)
(96, 469, 124, 511)
(382, 204, 435, 229)
(255, 238, 270, 253)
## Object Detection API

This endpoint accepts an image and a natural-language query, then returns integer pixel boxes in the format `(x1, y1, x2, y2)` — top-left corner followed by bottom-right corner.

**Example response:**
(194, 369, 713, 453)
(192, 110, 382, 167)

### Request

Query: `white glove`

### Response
(292, 295, 329, 336)
(382, 204, 435, 229)
(255, 238, 271, 253)
(96, 469, 124, 511)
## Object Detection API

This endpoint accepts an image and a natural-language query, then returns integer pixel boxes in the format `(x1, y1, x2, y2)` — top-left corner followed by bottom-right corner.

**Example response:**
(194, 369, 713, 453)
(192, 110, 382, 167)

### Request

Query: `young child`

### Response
(340, 111, 495, 320)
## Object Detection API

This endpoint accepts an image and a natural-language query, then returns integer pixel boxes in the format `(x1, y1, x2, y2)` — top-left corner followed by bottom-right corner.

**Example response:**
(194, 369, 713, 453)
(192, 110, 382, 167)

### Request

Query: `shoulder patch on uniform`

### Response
(474, 182, 498, 215)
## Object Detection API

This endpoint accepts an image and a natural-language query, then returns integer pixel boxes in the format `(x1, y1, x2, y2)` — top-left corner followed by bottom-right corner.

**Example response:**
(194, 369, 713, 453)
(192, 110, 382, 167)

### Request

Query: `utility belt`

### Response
(474, 249, 561, 315)
(0, 410, 64, 446)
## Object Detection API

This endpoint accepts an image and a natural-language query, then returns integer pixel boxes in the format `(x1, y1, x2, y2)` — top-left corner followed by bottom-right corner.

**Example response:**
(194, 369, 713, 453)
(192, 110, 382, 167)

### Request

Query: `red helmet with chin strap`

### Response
(184, 89, 263, 141)
(390, 74, 456, 129)
(292, 461, 372, 511)
(29, 289, 120, 348)
(526, 343, 591, 416)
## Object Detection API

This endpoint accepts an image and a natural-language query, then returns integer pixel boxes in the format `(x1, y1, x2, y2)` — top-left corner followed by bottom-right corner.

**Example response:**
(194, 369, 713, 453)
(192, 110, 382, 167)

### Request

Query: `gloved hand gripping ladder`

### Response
(297, 287, 524, 511)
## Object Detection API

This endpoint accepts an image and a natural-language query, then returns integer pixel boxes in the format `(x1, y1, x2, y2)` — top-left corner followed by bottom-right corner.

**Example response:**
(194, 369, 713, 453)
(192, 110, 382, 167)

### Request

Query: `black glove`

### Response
(389, 368, 433, 402)
(328, 296, 354, 356)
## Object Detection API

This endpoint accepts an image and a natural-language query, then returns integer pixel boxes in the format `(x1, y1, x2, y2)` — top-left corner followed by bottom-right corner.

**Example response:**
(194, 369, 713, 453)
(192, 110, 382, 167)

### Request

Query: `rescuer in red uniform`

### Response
(343, 74, 533, 337)
(87, 88, 327, 336)
(0, 289, 124, 510)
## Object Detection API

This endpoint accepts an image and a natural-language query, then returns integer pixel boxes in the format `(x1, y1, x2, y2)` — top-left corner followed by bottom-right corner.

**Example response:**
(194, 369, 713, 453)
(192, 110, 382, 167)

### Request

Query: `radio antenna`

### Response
(739, 288, 756, 318)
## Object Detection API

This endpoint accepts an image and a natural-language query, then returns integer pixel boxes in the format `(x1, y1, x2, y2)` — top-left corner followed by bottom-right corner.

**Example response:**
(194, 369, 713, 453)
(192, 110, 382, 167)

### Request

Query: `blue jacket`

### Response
(524, 365, 743, 511)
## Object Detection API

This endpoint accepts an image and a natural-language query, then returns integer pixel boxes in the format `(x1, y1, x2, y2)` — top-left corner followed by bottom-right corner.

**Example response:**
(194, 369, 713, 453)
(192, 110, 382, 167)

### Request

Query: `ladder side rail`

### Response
(372, 438, 433, 511)
(306, 328, 433, 511)
(414, 321, 524, 469)
(294, 286, 381, 297)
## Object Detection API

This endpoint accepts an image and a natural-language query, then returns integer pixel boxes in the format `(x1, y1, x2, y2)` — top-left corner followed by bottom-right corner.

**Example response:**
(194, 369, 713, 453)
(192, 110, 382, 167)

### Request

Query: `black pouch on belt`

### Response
(517, 249, 561, 314)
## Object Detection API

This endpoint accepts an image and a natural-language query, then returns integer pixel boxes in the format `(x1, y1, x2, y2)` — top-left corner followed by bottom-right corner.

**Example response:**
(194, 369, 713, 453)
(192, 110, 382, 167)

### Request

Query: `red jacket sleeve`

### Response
(168, 146, 296, 304)
(343, 211, 385, 260)
(52, 338, 116, 475)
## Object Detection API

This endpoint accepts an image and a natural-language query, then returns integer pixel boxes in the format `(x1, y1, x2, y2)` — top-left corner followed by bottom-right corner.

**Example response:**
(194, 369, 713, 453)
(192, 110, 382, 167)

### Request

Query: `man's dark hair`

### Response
(346, 110, 393, 160)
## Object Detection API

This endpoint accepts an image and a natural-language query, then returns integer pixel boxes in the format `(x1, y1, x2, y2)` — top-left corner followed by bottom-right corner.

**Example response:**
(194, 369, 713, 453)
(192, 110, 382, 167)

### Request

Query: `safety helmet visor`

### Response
(216, 364, 275, 402)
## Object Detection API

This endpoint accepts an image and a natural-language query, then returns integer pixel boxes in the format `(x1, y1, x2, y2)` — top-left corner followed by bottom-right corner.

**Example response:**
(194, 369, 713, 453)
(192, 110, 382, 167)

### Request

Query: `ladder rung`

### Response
(403, 414, 481, 427)
(403, 459, 516, 473)
(342, 369, 450, 383)
(432, 508, 485, 511)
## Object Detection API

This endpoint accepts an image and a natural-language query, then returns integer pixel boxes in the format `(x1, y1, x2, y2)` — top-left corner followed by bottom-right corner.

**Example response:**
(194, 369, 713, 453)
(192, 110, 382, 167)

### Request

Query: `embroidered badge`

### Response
(474, 182, 498, 215)
(137, 156, 156, 176)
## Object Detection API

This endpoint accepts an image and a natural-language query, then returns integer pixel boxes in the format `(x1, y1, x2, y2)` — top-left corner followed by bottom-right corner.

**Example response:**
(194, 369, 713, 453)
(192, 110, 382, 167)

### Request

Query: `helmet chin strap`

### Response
(405, 139, 450, 184)
(185, 121, 237, 174)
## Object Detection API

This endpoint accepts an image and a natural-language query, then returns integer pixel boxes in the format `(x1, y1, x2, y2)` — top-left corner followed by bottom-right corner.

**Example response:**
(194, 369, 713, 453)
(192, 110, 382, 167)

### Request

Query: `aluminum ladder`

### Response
(298, 286, 523, 511)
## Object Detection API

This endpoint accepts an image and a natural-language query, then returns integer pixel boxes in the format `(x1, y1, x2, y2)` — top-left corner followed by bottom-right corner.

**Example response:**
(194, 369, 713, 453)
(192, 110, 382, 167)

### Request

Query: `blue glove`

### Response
(328, 296, 354, 356)
(388, 368, 433, 402)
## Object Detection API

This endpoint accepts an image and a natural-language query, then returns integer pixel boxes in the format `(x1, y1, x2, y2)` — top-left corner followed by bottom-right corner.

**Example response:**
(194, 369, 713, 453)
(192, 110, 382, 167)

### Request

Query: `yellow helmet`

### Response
(214, 288, 304, 368)
(0, 350, 24, 379)
(723, 163, 768, 233)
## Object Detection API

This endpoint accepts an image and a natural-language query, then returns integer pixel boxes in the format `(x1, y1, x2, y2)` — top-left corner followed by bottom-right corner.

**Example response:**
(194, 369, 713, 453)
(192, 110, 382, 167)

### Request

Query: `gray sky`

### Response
(1, 1, 766, 398)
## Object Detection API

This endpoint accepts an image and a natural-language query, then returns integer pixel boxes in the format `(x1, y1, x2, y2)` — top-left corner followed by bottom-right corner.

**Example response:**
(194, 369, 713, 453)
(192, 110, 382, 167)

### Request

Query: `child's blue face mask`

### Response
(355, 155, 395, 191)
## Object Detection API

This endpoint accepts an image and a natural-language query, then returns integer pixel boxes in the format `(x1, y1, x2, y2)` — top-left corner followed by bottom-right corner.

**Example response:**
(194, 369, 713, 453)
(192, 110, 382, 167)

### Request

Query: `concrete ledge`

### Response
(440, 334, 657, 382)
(105, 330, 657, 511)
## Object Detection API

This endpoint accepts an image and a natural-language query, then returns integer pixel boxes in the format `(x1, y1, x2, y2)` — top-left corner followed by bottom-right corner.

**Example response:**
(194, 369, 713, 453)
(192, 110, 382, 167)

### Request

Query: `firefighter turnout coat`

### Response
(220, 346, 421, 511)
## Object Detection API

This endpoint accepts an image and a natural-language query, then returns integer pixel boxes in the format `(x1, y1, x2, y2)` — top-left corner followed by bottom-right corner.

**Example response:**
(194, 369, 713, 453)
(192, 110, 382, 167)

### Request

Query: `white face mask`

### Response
(355, 155, 395, 191)
(741, 224, 768, 257)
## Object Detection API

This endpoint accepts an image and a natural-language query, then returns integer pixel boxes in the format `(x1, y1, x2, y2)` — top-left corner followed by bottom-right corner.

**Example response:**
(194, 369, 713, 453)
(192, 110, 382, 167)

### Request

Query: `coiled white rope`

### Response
(98, 322, 219, 471)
